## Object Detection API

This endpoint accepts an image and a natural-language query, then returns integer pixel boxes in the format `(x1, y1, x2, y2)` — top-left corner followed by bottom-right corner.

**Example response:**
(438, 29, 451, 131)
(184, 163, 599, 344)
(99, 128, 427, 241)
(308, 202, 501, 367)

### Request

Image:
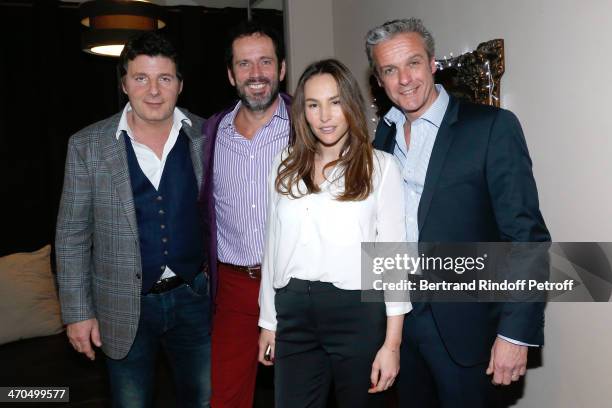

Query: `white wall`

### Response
(331, 0, 612, 242)
(283, 0, 335, 90)
(287, 0, 612, 406)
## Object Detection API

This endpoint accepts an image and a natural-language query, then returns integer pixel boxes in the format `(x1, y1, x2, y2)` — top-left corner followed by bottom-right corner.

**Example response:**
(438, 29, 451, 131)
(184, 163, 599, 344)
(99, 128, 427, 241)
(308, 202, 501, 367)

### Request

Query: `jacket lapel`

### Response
(99, 114, 139, 238)
(373, 119, 396, 154)
(417, 97, 460, 234)
(182, 115, 204, 188)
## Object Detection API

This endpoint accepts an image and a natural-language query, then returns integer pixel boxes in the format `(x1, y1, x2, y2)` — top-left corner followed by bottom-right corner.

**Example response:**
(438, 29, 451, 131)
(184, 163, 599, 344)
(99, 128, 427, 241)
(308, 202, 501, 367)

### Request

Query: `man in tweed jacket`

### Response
(56, 32, 210, 407)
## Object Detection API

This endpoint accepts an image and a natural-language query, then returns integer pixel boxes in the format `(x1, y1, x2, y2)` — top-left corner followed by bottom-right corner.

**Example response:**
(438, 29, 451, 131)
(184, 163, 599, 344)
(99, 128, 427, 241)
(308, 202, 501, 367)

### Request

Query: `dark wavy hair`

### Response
(224, 20, 285, 70)
(276, 59, 373, 201)
(118, 31, 181, 81)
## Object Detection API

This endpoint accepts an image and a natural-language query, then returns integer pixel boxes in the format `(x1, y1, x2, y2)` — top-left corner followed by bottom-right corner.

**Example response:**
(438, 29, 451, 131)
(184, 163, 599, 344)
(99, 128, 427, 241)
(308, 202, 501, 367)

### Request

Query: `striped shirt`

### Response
(213, 97, 291, 266)
(384, 84, 449, 242)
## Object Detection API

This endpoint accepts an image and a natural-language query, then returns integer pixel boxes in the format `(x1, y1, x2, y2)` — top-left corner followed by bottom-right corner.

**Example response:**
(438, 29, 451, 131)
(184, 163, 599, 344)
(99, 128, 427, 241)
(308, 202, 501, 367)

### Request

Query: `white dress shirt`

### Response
(258, 149, 413, 331)
(116, 103, 192, 280)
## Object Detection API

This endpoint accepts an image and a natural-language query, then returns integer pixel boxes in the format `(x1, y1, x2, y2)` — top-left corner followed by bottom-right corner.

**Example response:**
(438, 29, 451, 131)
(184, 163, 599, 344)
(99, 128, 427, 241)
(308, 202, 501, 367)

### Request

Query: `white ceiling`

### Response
(62, 0, 283, 10)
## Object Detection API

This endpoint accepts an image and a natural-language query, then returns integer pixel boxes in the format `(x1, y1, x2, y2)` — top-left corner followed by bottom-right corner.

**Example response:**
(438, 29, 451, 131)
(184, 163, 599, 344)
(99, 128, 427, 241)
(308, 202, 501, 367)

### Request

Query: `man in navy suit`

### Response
(365, 18, 550, 407)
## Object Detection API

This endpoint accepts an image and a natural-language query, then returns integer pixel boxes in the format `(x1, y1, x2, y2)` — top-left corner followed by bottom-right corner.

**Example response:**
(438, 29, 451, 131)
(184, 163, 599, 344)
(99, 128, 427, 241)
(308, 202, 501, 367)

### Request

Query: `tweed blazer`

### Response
(56, 108, 205, 360)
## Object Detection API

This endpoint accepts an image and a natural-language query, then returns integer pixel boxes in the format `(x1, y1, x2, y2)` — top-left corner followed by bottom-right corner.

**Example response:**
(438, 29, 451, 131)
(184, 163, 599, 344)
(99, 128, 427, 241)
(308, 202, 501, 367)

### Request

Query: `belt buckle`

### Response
(246, 265, 259, 279)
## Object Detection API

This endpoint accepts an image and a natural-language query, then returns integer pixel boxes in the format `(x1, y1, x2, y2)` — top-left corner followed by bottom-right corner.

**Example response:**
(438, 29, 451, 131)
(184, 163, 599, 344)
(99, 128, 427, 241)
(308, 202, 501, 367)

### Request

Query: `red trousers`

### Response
(211, 263, 260, 408)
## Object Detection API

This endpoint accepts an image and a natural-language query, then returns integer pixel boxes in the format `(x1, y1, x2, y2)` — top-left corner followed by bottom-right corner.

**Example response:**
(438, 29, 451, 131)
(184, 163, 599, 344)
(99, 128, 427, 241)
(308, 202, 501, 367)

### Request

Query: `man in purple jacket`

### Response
(199, 21, 291, 408)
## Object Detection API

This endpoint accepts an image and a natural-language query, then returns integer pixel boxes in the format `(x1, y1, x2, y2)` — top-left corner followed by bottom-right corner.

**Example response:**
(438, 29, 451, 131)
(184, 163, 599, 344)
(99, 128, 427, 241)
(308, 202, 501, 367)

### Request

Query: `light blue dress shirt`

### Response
(384, 84, 449, 243)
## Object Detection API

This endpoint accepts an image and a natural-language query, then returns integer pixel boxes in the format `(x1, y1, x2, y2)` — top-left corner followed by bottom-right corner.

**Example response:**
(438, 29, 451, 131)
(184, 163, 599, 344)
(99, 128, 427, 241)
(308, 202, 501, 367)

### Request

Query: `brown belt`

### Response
(218, 262, 261, 279)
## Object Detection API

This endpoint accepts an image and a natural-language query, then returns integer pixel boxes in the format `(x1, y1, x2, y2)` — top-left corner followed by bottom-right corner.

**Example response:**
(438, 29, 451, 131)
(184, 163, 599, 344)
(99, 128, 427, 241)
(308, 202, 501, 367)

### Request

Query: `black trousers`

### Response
(274, 279, 387, 408)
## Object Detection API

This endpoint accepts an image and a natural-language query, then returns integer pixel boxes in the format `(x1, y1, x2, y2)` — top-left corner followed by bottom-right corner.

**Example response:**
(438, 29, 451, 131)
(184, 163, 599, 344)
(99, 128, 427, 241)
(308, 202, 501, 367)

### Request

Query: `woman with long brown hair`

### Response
(257, 59, 411, 407)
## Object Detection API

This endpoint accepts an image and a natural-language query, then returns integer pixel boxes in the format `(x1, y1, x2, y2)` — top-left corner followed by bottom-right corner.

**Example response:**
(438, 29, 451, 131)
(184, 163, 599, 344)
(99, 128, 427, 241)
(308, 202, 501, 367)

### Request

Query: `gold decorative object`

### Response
(435, 39, 505, 107)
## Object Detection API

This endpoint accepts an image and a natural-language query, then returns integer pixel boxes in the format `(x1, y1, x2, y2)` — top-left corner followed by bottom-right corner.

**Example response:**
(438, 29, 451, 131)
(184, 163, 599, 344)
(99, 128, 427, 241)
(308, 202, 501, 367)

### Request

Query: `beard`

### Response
(235, 76, 280, 112)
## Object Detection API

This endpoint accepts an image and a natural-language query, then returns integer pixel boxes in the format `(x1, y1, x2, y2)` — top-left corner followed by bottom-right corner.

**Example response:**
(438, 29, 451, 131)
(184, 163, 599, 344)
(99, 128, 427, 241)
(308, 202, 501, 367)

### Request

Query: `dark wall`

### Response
(0, 0, 284, 255)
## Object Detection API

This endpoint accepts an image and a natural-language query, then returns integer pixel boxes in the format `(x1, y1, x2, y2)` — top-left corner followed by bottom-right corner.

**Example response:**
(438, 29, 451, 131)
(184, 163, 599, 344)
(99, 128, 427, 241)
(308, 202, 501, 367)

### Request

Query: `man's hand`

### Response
(368, 344, 400, 393)
(258, 328, 275, 366)
(66, 318, 102, 361)
(486, 337, 528, 385)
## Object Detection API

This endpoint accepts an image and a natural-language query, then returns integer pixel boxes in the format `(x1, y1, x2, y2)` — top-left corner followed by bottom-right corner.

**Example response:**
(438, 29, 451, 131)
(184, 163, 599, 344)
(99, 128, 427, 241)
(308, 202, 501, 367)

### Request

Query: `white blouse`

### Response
(258, 149, 412, 331)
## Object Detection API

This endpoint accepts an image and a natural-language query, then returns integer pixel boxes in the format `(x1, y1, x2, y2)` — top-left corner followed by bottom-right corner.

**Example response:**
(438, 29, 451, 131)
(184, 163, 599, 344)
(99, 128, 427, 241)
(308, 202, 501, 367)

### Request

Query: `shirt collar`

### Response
(221, 95, 289, 130)
(383, 84, 449, 129)
(383, 105, 406, 128)
(275, 96, 290, 121)
(115, 102, 192, 140)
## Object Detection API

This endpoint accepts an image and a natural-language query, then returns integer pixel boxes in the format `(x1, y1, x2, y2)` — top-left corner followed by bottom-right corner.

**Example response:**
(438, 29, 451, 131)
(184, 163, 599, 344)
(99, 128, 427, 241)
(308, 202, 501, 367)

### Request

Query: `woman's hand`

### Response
(368, 343, 400, 393)
(369, 314, 404, 393)
(258, 328, 276, 366)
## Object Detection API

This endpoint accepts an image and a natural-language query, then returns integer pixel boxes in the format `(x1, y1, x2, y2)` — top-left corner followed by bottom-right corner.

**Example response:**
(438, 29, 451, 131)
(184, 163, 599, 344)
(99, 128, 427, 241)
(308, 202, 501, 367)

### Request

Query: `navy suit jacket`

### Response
(374, 96, 550, 366)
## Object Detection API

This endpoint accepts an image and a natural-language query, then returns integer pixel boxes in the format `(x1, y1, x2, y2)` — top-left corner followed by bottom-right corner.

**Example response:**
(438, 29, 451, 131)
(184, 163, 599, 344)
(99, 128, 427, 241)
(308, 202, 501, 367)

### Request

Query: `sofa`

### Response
(0, 245, 178, 407)
(0, 245, 275, 407)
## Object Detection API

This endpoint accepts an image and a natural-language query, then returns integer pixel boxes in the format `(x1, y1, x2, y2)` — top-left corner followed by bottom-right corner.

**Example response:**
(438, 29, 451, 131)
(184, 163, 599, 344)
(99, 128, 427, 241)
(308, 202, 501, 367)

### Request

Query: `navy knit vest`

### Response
(124, 131, 204, 294)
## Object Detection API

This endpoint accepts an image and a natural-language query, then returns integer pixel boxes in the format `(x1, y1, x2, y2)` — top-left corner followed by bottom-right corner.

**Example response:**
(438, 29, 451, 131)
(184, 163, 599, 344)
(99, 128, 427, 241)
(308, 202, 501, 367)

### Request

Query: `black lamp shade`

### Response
(79, 0, 166, 57)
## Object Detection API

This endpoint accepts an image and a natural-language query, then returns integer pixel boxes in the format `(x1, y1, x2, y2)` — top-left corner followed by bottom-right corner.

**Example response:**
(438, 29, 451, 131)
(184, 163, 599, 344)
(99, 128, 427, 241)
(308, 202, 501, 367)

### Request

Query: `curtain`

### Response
(0, 0, 284, 255)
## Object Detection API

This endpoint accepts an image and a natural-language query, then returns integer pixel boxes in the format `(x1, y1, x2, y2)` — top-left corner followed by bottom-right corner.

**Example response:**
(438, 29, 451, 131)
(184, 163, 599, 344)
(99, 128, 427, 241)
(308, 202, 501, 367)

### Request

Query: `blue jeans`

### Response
(106, 273, 211, 408)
